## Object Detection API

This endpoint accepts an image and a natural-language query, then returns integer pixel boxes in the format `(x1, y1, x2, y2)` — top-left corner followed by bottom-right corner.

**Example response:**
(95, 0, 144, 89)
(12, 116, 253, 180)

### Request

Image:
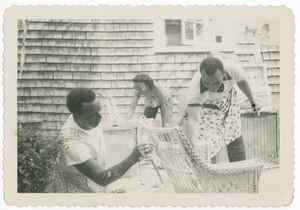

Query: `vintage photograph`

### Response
(3, 5, 295, 207)
(16, 18, 280, 193)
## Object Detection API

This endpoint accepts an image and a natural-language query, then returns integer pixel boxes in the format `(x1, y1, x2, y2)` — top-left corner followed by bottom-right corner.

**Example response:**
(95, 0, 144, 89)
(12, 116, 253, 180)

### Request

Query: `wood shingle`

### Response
(18, 19, 280, 136)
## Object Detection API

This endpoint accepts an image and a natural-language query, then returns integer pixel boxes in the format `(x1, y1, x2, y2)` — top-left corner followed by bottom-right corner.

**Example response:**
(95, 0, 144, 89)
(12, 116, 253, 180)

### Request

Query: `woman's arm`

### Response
(155, 84, 169, 127)
(123, 90, 140, 122)
(74, 144, 152, 187)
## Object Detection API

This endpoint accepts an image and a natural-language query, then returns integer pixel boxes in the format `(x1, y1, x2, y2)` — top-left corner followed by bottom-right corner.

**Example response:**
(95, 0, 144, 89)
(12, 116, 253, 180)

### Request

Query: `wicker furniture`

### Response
(95, 94, 140, 176)
(97, 94, 114, 126)
(101, 95, 152, 144)
(97, 95, 156, 178)
(143, 125, 264, 193)
(105, 96, 122, 125)
(102, 126, 136, 167)
(101, 126, 140, 178)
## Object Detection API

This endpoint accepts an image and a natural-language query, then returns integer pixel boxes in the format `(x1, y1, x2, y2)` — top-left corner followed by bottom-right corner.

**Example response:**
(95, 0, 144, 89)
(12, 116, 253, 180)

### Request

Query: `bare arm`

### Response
(236, 78, 256, 105)
(155, 85, 169, 127)
(123, 90, 140, 122)
(186, 106, 200, 148)
(237, 78, 261, 114)
(74, 144, 151, 187)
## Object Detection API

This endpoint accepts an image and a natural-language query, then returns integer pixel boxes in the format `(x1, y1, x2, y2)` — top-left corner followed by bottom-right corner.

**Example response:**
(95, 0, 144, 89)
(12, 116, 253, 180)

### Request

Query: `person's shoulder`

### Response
(96, 124, 104, 133)
(154, 81, 166, 91)
(193, 70, 201, 77)
(190, 71, 201, 85)
(187, 71, 202, 103)
(154, 80, 164, 87)
(61, 114, 73, 129)
(223, 59, 244, 81)
(224, 59, 242, 70)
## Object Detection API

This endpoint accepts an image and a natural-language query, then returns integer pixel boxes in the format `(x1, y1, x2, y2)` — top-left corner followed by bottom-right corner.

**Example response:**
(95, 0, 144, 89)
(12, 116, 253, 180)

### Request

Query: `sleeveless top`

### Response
(144, 84, 172, 107)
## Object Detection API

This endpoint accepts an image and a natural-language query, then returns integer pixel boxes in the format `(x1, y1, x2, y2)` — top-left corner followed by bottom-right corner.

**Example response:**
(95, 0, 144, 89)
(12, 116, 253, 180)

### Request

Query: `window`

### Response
(182, 19, 208, 45)
(154, 19, 236, 53)
(165, 20, 182, 46)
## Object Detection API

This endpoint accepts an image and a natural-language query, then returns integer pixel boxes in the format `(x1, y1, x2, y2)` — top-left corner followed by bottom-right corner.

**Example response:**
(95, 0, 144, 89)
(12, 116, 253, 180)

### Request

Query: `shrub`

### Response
(17, 123, 65, 193)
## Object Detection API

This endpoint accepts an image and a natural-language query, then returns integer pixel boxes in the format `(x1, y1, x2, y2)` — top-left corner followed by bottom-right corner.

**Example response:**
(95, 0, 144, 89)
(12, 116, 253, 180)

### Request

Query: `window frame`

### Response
(153, 19, 236, 53)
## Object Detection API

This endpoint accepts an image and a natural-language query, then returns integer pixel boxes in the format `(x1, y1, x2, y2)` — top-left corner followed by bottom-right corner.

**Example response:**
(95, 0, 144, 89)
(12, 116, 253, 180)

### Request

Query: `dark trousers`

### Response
(211, 135, 246, 163)
(143, 106, 159, 119)
(226, 135, 246, 162)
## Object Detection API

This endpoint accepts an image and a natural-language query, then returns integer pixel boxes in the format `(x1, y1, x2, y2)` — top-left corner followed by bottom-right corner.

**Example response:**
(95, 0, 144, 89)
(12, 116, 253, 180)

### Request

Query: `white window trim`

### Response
(153, 19, 236, 54)
(182, 19, 208, 46)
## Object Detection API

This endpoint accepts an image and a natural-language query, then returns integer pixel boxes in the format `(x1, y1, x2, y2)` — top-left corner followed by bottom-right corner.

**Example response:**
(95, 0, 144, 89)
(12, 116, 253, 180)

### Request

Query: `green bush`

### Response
(17, 123, 66, 193)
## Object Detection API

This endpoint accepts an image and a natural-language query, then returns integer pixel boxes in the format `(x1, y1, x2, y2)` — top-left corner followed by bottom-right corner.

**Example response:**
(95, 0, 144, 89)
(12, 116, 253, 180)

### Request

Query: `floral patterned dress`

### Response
(51, 127, 107, 193)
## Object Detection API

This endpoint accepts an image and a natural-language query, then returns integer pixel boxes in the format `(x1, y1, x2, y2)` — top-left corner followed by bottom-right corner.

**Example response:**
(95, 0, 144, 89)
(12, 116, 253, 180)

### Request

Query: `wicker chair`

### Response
(102, 126, 137, 168)
(143, 125, 264, 193)
(97, 94, 114, 126)
(105, 96, 122, 125)
(97, 95, 157, 178)
(103, 95, 152, 144)
(95, 94, 140, 176)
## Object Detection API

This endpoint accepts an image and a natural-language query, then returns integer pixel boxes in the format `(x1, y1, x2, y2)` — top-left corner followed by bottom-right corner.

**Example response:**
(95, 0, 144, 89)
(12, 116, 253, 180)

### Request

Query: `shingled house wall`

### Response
(234, 33, 280, 110)
(17, 19, 209, 136)
(17, 19, 280, 136)
(261, 44, 280, 111)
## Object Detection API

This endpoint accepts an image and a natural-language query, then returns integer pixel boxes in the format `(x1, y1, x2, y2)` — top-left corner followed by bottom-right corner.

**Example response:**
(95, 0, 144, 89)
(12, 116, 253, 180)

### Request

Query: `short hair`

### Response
(200, 57, 224, 76)
(66, 88, 96, 114)
(132, 74, 154, 89)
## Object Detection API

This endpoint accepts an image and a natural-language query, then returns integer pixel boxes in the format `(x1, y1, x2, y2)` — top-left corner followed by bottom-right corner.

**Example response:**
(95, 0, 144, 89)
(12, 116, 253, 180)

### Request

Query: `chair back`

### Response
(106, 96, 122, 124)
(96, 94, 114, 126)
(96, 94, 140, 177)
(143, 126, 205, 193)
(102, 126, 140, 178)
(143, 125, 264, 193)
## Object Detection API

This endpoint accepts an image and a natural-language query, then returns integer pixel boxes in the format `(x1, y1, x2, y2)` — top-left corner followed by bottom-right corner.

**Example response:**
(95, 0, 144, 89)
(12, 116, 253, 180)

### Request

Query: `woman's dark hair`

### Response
(132, 74, 154, 89)
(66, 88, 96, 114)
(200, 57, 225, 76)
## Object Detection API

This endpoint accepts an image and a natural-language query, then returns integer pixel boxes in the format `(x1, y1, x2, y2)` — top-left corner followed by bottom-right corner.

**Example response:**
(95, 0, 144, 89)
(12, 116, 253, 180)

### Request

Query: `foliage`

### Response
(17, 123, 65, 193)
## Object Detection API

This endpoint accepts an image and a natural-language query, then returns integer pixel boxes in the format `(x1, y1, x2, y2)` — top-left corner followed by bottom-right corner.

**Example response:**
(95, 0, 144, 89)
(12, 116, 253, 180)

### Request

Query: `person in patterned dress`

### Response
(51, 88, 153, 193)
(122, 74, 173, 127)
(187, 57, 260, 163)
